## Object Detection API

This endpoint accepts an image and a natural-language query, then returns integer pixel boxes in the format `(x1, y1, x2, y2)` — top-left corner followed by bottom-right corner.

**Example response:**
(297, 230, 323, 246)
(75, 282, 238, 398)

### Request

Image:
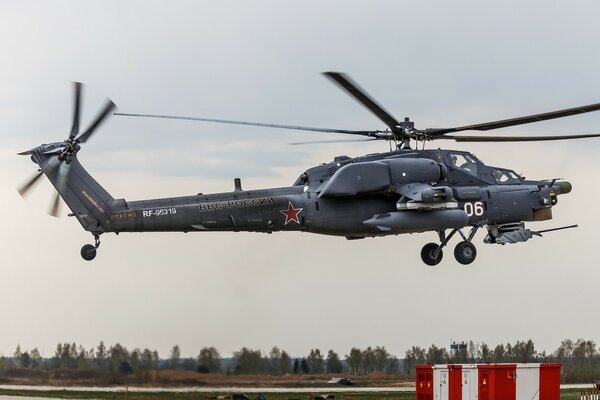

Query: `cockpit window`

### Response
(449, 153, 479, 176)
(492, 169, 520, 184)
(293, 173, 309, 186)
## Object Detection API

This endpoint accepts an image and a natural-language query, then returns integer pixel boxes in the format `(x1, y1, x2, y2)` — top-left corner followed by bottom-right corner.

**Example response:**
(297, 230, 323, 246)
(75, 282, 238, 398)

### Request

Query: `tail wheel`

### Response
(81, 244, 97, 261)
(421, 242, 443, 266)
(454, 241, 477, 265)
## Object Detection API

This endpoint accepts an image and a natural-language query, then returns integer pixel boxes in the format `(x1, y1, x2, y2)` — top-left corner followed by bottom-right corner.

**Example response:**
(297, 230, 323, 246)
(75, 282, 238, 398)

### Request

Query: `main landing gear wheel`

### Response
(454, 241, 477, 265)
(80, 244, 96, 261)
(421, 242, 443, 266)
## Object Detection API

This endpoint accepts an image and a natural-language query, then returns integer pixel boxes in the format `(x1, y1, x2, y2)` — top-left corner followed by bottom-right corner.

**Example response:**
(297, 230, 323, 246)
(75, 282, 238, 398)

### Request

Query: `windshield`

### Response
(449, 152, 479, 176)
(492, 168, 521, 184)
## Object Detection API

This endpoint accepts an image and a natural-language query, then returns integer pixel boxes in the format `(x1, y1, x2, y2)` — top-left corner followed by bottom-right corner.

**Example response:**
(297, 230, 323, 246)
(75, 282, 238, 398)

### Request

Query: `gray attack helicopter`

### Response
(17, 72, 600, 265)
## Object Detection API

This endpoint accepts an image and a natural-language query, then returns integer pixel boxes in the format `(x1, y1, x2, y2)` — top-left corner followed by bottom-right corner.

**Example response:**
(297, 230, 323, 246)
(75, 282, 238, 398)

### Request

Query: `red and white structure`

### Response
(415, 363, 560, 400)
(580, 389, 600, 400)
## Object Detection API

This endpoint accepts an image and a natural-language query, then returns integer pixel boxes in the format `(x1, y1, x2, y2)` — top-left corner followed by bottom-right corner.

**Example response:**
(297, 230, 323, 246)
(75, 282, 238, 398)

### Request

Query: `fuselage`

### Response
(97, 148, 569, 238)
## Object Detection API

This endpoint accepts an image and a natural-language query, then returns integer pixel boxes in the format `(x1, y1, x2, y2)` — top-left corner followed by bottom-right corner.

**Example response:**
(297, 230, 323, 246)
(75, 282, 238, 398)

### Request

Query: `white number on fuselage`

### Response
(464, 201, 484, 217)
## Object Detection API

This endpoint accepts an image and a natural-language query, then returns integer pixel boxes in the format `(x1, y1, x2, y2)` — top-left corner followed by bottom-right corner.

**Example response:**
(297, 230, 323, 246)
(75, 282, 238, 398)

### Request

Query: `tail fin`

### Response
(40, 153, 122, 233)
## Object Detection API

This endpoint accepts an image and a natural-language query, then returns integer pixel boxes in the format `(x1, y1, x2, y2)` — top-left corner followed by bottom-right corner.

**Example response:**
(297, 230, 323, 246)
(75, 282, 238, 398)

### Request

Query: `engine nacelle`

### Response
(319, 158, 446, 197)
(385, 158, 446, 185)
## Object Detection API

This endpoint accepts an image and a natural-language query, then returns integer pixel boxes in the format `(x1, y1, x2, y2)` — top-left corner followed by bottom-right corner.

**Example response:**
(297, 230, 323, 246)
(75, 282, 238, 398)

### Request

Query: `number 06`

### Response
(464, 201, 484, 217)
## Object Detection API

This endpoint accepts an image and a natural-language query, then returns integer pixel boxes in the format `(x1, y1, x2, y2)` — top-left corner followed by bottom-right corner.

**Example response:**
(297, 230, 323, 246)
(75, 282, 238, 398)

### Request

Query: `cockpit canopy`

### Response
(445, 150, 522, 184)
(448, 152, 480, 177)
(491, 168, 521, 184)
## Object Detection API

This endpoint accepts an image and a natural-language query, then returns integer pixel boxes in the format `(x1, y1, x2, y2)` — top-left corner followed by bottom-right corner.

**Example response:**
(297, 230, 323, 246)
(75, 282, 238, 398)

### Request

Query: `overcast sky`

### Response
(1, 0, 600, 360)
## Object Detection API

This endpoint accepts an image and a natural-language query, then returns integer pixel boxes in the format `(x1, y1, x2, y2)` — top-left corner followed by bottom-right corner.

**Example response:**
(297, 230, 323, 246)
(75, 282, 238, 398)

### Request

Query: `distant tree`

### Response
(326, 350, 343, 374)
(512, 339, 536, 362)
(372, 346, 390, 372)
(119, 361, 133, 375)
(109, 343, 129, 372)
(362, 347, 376, 373)
(572, 339, 598, 381)
(280, 350, 292, 374)
(234, 347, 264, 374)
(96, 341, 107, 369)
(268, 347, 282, 373)
(0, 356, 10, 369)
(141, 348, 154, 370)
(505, 343, 514, 361)
(76, 345, 90, 369)
(170, 345, 181, 370)
(307, 349, 324, 374)
(386, 356, 400, 374)
(425, 344, 447, 365)
(152, 350, 160, 369)
(269, 347, 281, 360)
(555, 339, 574, 362)
(467, 341, 480, 362)
(53, 343, 63, 369)
(346, 347, 363, 375)
(13, 345, 23, 368)
(293, 358, 300, 373)
(404, 346, 426, 374)
(198, 346, 221, 373)
(53, 342, 78, 369)
(493, 344, 506, 362)
(371, 346, 398, 373)
(480, 343, 491, 362)
(453, 346, 468, 363)
(129, 348, 141, 371)
(300, 358, 310, 374)
(20, 352, 31, 369)
(29, 348, 42, 369)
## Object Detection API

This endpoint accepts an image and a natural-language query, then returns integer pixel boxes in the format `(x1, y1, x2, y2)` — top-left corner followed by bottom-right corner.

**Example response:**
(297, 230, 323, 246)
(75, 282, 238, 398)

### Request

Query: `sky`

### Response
(1, 0, 600, 360)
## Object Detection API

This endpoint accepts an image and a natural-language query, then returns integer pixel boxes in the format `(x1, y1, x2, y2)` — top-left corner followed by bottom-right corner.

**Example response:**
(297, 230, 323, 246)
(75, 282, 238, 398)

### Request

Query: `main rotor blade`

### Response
(323, 72, 401, 132)
(69, 82, 83, 140)
(440, 133, 600, 142)
(289, 138, 379, 145)
(48, 192, 61, 217)
(428, 102, 600, 135)
(114, 112, 379, 136)
(17, 150, 32, 155)
(17, 171, 43, 197)
(76, 99, 117, 143)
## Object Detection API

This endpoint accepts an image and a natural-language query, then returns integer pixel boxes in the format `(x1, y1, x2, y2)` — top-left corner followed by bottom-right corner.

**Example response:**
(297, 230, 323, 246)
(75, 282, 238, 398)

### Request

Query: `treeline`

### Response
(1, 339, 600, 383)
(0, 343, 398, 376)
(231, 346, 399, 375)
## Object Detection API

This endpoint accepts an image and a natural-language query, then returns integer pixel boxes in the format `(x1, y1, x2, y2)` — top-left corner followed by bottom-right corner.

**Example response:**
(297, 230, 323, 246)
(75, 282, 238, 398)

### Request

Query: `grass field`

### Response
(0, 388, 587, 400)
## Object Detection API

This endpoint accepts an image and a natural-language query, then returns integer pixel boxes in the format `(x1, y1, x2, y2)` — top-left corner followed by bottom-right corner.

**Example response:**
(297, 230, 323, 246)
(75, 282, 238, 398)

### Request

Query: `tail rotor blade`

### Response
(76, 99, 117, 143)
(17, 171, 44, 197)
(48, 192, 61, 217)
(69, 82, 83, 140)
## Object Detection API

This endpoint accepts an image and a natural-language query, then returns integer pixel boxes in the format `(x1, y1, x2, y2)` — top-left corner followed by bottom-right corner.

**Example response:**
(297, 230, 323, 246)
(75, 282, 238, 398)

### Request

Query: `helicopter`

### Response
(17, 72, 600, 265)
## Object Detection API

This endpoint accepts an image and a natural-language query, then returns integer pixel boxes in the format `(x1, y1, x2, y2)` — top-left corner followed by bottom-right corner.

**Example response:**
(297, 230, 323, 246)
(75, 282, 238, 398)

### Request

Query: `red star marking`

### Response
(280, 201, 303, 225)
